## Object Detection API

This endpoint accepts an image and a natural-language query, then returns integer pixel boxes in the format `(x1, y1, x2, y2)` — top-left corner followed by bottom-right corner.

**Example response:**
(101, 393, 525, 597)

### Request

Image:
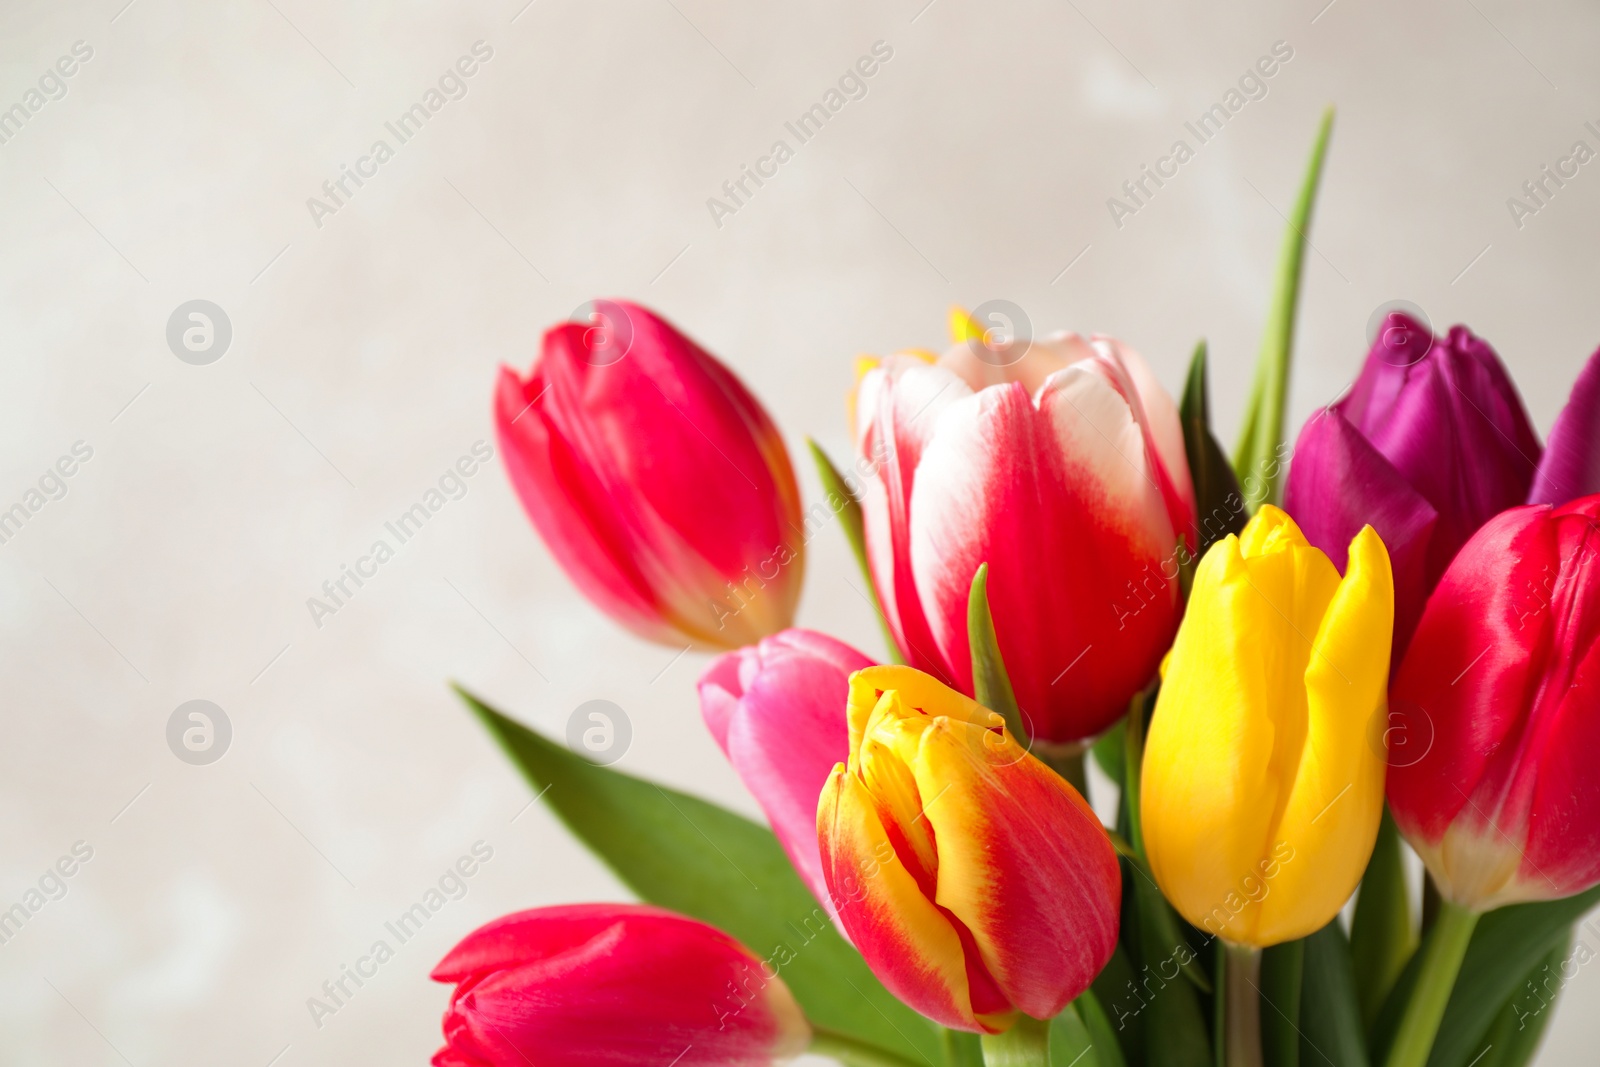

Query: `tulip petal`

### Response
(855, 358, 972, 679)
(817, 766, 985, 1030)
(1256, 525, 1392, 943)
(911, 719, 1121, 1019)
(1285, 407, 1438, 657)
(1529, 345, 1600, 506)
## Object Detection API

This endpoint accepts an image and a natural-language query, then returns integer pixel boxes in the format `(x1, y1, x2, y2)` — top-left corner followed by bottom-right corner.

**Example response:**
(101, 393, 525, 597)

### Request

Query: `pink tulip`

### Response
(431, 904, 810, 1067)
(853, 321, 1195, 742)
(699, 629, 873, 921)
(496, 300, 804, 650)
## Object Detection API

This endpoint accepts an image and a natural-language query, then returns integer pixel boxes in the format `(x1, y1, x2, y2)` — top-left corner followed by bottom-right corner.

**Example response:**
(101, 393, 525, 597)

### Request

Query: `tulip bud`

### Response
(698, 629, 873, 922)
(1388, 496, 1600, 911)
(1284, 314, 1540, 657)
(430, 904, 810, 1067)
(816, 665, 1121, 1032)
(1142, 506, 1393, 947)
(496, 300, 804, 650)
(852, 317, 1195, 742)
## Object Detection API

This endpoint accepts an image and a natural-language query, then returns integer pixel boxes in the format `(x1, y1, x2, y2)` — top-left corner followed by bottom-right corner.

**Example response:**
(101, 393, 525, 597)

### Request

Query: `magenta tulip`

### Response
(431, 904, 810, 1067)
(1284, 314, 1541, 656)
(699, 629, 871, 921)
(1530, 345, 1600, 506)
(852, 321, 1195, 743)
(496, 300, 804, 650)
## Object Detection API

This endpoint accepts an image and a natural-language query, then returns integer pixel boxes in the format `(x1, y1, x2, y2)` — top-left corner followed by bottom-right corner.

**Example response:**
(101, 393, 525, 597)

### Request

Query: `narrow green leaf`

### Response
(1232, 107, 1335, 510)
(1466, 933, 1572, 1067)
(1077, 989, 1130, 1067)
(1370, 884, 1600, 1067)
(1299, 922, 1369, 1067)
(1093, 942, 1147, 1067)
(1349, 809, 1416, 1034)
(968, 563, 1026, 740)
(455, 685, 942, 1067)
(1180, 340, 1246, 556)
(1051, 1001, 1100, 1067)
(1260, 940, 1304, 1067)
(943, 1028, 987, 1067)
(1123, 690, 1149, 856)
(1134, 872, 1212, 1067)
(809, 437, 903, 664)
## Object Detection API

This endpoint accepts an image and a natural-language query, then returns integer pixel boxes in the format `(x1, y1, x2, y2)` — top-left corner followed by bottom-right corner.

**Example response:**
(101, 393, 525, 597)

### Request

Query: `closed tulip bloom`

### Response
(1284, 314, 1539, 657)
(816, 665, 1121, 1032)
(1388, 496, 1600, 910)
(431, 904, 809, 1067)
(853, 312, 1195, 743)
(1142, 506, 1393, 946)
(496, 300, 804, 650)
(698, 629, 873, 921)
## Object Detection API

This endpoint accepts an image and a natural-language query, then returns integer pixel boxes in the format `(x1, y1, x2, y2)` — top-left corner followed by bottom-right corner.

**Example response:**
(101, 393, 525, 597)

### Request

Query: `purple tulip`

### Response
(1529, 345, 1600, 506)
(1285, 314, 1541, 657)
(698, 629, 873, 924)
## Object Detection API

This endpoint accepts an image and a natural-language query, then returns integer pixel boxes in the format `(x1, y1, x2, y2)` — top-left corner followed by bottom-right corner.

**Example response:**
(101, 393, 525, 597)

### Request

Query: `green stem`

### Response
(808, 1028, 929, 1067)
(1383, 900, 1480, 1067)
(1225, 942, 1264, 1067)
(980, 1015, 1050, 1067)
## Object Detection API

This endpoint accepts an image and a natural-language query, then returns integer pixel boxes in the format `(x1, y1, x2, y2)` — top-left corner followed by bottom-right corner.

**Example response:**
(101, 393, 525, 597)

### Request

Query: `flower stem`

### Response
(1383, 900, 1480, 1067)
(808, 1029, 930, 1067)
(980, 1014, 1050, 1067)
(1224, 942, 1264, 1067)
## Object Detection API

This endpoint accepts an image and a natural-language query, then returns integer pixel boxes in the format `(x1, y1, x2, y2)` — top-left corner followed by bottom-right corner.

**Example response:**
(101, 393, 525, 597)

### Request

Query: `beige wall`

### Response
(1, 0, 1597, 1063)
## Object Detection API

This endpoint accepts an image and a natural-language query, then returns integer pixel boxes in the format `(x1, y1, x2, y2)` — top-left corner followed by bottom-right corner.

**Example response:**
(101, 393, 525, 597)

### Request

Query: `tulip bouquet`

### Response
(437, 111, 1600, 1067)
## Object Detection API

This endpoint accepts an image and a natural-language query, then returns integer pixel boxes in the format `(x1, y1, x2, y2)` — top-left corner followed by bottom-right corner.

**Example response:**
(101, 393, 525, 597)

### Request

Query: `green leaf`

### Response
(809, 437, 903, 664)
(1051, 1001, 1099, 1067)
(454, 685, 942, 1067)
(968, 563, 1026, 740)
(1371, 885, 1600, 1067)
(1298, 922, 1369, 1067)
(1260, 940, 1304, 1067)
(1133, 871, 1212, 1067)
(1232, 107, 1334, 511)
(1076, 989, 1131, 1067)
(1349, 809, 1416, 1034)
(1180, 340, 1246, 557)
(942, 1028, 987, 1067)
(1465, 933, 1572, 1067)
(1093, 942, 1147, 1067)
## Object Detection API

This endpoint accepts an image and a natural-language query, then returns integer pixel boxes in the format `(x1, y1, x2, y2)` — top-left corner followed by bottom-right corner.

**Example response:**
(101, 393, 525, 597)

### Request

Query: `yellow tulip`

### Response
(1141, 505, 1393, 947)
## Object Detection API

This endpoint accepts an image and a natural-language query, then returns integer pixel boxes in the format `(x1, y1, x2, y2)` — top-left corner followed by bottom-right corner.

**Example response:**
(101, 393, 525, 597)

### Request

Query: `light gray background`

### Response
(2, 0, 1597, 1063)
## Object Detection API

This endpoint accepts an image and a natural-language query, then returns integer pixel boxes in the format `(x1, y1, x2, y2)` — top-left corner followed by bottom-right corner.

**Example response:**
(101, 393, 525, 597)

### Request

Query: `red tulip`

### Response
(496, 300, 804, 650)
(1388, 495, 1600, 910)
(852, 319, 1195, 742)
(431, 904, 810, 1067)
(698, 629, 872, 923)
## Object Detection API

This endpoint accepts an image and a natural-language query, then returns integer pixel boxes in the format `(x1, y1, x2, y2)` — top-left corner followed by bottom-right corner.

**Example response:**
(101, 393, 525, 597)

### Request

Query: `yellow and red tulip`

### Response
(816, 665, 1121, 1032)
(1141, 506, 1393, 946)
(496, 300, 804, 650)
